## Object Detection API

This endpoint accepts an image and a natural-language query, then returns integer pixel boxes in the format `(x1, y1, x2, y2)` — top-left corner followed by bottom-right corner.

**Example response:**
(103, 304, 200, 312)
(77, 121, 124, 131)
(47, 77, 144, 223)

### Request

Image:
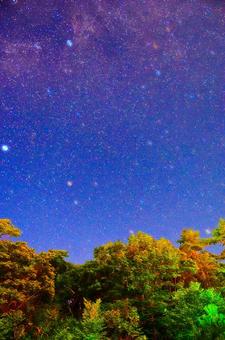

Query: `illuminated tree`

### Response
(178, 228, 219, 287)
(0, 219, 66, 338)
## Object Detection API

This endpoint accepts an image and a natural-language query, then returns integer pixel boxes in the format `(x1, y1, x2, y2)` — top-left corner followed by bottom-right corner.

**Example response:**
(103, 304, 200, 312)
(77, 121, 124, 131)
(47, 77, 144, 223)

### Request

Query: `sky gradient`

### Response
(0, 0, 225, 262)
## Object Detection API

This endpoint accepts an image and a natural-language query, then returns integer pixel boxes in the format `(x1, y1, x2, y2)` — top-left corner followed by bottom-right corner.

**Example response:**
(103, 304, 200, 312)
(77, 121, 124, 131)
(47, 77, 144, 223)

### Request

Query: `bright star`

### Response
(67, 180, 73, 187)
(1, 145, 9, 152)
(66, 40, 73, 47)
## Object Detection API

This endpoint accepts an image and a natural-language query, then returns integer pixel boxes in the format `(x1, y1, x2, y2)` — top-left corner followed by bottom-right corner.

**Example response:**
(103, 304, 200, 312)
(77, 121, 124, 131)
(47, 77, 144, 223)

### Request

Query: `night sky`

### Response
(0, 0, 225, 263)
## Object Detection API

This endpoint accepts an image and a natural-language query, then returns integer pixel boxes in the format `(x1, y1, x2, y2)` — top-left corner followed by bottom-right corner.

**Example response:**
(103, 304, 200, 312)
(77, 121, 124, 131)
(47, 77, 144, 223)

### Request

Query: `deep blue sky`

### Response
(0, 0, 225, 262)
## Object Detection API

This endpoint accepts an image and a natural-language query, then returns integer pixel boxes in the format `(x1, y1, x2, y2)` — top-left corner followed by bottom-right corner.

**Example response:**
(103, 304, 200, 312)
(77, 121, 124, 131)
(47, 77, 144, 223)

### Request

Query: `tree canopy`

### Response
(1, 218, 225, 339)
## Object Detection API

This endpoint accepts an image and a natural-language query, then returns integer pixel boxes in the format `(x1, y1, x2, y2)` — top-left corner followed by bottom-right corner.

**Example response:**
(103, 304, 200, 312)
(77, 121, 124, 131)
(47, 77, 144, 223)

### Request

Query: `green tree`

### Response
(51, 299, 106, 340)
(198, 303, 225, 339)
(103, 299, 146, 339)
(161, 282, 225, 339)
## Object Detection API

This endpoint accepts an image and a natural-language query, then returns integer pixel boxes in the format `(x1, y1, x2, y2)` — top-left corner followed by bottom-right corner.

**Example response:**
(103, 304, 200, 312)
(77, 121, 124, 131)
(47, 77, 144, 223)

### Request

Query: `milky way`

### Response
(0, 0, 225, 262)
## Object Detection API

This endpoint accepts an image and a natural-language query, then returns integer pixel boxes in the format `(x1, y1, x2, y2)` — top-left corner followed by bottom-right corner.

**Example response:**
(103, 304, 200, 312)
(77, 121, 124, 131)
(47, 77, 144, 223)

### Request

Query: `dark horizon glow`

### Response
(0, 0, 225, 263)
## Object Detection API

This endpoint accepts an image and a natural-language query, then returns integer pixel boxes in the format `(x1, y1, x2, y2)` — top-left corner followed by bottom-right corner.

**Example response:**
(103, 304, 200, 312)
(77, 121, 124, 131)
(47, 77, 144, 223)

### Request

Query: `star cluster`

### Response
(0, 0, 225, 262)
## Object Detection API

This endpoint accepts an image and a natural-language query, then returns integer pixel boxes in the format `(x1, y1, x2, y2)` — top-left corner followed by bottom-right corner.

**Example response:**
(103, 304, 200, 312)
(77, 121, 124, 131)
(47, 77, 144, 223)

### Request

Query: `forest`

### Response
(1, 218, 225, 339)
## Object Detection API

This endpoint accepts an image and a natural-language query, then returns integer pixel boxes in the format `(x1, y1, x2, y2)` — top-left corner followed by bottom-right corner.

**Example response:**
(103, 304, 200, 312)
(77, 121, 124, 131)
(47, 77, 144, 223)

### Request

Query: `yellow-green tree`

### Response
(0, 219, 65, 338)
(178, 229, 221, 288)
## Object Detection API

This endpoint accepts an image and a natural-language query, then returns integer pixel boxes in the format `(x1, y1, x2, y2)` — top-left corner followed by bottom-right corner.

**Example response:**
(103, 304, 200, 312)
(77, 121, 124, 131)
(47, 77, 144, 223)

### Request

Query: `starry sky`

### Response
(0, 0, 225, 263)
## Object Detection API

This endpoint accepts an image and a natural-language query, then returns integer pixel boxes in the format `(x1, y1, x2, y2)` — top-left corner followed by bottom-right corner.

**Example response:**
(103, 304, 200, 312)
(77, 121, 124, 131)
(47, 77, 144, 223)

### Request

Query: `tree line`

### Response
(1, 218, 225, 339)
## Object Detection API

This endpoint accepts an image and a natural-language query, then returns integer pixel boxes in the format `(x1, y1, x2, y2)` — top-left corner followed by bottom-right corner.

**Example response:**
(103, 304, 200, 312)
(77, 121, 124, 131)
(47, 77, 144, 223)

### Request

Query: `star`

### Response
(152, 41, 159, 50)
(34, 42, 42, 50)
(67, 180, 73, 187)
(66, 40, 73, 48)
(1, 145, 9, 152)
(47, 88, 52, 96)
(93, 181, 98, 187)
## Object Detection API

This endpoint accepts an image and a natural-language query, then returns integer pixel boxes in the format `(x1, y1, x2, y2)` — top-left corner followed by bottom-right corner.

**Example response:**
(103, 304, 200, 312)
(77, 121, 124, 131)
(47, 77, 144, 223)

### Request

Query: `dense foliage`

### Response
(1, 218, 225, 339)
